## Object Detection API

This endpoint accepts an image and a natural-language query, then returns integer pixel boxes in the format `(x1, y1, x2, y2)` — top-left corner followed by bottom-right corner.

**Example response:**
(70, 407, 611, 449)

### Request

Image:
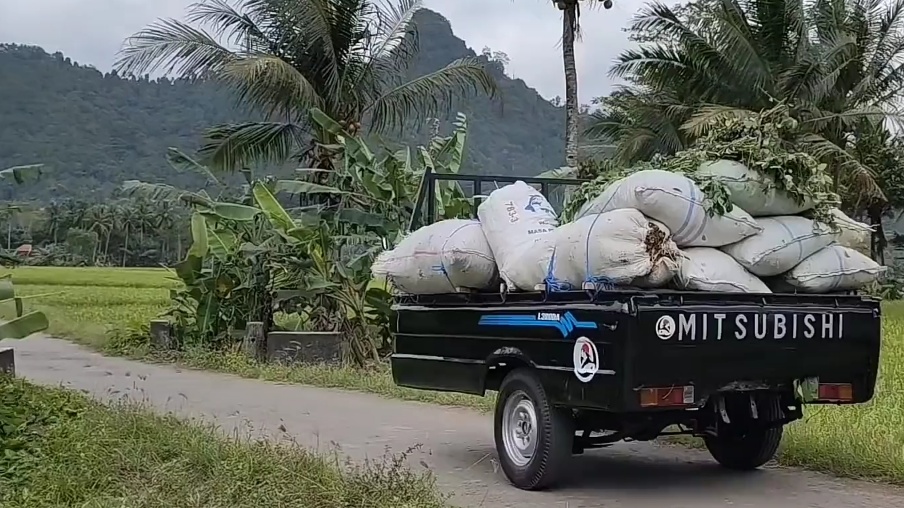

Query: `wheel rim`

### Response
(501, 390, 539, 467)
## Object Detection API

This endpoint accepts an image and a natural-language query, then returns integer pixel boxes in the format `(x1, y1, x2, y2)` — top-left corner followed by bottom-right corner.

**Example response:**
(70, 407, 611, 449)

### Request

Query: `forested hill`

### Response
(0, 9, 566, 203)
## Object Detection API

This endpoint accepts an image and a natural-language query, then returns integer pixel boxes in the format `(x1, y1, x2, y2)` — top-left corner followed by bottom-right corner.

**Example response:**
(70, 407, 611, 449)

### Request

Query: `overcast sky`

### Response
(0, 0, 642, 102)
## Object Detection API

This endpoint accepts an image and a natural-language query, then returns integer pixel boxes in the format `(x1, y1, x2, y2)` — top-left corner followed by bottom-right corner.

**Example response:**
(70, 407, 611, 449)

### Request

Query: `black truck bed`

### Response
(391, 289, 882, 412)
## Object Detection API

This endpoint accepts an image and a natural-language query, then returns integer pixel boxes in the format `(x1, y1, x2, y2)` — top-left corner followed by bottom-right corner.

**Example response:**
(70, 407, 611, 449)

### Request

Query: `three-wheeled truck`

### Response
(390, 172, 882, 491)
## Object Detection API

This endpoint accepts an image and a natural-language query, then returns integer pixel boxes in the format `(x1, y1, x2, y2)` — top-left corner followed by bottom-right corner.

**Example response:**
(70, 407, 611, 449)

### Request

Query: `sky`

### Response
(0, 0, 642, 102)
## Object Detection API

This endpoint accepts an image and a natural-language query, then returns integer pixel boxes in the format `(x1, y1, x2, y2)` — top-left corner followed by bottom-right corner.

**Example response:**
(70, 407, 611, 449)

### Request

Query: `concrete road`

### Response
(3, 336, 903, 508)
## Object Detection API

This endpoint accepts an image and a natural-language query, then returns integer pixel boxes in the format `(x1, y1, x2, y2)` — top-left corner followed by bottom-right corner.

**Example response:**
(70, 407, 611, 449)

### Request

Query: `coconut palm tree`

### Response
(115, 0, 497, 171)
(587, 0, 904, 208)
(550, 0, 613, 170)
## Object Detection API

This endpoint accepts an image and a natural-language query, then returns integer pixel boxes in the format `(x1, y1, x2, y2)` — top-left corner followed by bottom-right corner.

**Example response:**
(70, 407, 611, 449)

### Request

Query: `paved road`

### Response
(3, 336, 903, 508)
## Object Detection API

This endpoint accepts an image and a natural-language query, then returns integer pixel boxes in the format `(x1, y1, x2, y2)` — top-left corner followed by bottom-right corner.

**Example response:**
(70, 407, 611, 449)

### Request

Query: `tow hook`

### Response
(749, 394, 759, 419)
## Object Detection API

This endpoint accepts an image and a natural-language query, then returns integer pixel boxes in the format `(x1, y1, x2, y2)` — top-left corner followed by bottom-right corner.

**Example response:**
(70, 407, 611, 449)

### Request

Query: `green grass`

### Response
(4, 266, 904, 484)
(0, 376, 446, 508)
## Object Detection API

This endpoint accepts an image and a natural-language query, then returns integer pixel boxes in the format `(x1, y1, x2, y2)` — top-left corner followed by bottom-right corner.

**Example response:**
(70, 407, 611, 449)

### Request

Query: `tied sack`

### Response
(548, 209, 680, 289)
(697, 159, 815, 216)
(830, 208, 874, 255)
(371, 219, 496, 294)
(576, 169, 761, 247)
(478, 181, 559, 291)
(721, 216, 837, 277)
(676, 247, 772, 293)
(781, 245, 885, 293)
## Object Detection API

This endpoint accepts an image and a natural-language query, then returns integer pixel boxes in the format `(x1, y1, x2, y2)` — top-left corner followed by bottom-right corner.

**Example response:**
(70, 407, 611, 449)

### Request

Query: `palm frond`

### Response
(115, 17, 235, 76)
(199, 121, 307, 170)
(165, 147, 223, 186)
(681, 104, 757, 137)
(366, 57, 496, 133)
(799, 132, 887, 203)
(220, 54, 324, 118)
(120, 180, 201, 204)
(185, 0, 268, 48)
(345, 0, 422, 101)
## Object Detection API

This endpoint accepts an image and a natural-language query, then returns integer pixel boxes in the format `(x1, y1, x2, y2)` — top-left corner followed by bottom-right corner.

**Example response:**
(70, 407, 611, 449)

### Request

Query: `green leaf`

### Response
(174, 254, 203, 285)
(207, 228, 237, 261)
(166, 147, 222, 186)
(0, 311, 49, 339)
(188, 212, 209, 258)
(274, 180, 346, 195)
(309, 108, 346, 136)
(211, 202, 260, 221)
(365, 286, 393, 316)
(252, 181, 295, 232)
(0, 164, 43, 184)
(0, 275, 23, 317)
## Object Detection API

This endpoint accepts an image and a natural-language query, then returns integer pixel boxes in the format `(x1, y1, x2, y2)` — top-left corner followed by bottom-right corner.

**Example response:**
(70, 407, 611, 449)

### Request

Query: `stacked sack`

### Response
(371, 219, 497, 294)
(574, 168, 771, 292)
(478, 181, 681, 291)
(692, 160, 885, 293)
(371, 161, 885, 295)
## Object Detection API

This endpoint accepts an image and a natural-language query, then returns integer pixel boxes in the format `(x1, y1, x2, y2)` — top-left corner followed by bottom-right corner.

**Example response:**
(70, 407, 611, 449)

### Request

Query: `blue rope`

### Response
(582, 213, 616, 292)
(543, 247, 574, 292)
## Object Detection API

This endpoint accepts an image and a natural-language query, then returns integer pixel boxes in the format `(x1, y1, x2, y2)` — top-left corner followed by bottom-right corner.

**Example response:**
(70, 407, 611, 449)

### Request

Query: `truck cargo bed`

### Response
(391, 289, 881, 411)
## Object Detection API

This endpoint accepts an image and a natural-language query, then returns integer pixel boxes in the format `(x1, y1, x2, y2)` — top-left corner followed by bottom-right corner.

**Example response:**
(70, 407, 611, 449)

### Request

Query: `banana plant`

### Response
(0, 275, 49, 339)
(0, 163, 48, 339)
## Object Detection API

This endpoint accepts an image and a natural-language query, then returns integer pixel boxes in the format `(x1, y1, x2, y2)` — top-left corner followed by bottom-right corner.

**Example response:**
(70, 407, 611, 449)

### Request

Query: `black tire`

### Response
(493, 368, 574, 490)
(704, 398, 783, 471)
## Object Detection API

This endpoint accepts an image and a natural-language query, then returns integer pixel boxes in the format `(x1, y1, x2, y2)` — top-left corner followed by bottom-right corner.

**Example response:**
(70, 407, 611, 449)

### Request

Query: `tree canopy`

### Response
(0, 10, 568, 204)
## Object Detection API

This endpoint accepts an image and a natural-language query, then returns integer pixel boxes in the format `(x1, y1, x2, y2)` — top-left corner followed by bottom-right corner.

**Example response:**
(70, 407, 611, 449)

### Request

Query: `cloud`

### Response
(0, 0, 640, 101)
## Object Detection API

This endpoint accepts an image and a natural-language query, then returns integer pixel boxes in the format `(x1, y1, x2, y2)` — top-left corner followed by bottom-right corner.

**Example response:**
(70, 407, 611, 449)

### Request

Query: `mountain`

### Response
(0, 9, 567, 204)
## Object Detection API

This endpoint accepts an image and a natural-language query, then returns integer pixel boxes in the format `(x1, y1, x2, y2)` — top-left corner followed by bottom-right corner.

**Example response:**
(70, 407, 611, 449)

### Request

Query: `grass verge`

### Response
(3, 266, 904, 485)
(0, 376, 446, 508)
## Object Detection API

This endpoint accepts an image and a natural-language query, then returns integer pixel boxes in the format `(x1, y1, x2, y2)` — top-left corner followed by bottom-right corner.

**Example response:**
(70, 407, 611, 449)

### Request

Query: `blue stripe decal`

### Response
(478, 311, 597, 338)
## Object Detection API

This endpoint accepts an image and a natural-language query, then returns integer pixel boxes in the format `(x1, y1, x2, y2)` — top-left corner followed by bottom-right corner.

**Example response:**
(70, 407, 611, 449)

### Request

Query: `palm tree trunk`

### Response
(122, 225, 130, 267)
(562, 2, 580, 169)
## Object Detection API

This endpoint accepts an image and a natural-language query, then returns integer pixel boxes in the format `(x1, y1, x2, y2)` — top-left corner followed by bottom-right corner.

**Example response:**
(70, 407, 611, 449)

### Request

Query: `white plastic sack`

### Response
(548, 209, 679, 288)
(676, 247, 772, 293)
(631, 218, 680, 288)
(697, 159, 815, 216)
(577, 170, 761, 247)
(781, 245, 885, 293)
(371, 219, 496, 294)
(830, 208, 874, 255)
(721, 216, 837, 277)
(632, 256, 681, 288)
(477, 181, 559, 291)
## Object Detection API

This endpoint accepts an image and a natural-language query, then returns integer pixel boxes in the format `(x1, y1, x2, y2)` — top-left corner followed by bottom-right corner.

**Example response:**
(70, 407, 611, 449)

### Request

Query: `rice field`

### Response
(1, 265, 903, 483)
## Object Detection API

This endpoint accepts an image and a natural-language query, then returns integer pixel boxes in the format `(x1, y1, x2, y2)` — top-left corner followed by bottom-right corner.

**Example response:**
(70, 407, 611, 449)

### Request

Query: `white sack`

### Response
(631, 218, 680, 288)
(782, 245, 885, 293)
(676, 247, 772, 293)
(721, 216, 837, 277)
(371, 219, 496, 294)
(548, 209, 679, 288)
(632, 256, 681, 288)
(697, 159, 815, 216)
(830, 208, 874, 255)
(477, 181, 559, 291)
(577, 169, 761, 247)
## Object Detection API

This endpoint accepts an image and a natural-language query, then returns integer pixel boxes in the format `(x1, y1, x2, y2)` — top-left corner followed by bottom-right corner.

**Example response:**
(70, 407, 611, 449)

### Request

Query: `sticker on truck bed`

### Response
(573, 337, 599, 382)
(478, 311, 597, 338)
(654, 312, 845, 341)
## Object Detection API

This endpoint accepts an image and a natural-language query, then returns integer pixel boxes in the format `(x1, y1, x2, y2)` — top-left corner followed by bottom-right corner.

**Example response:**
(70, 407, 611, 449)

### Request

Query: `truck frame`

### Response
(391, 171, 883, 491)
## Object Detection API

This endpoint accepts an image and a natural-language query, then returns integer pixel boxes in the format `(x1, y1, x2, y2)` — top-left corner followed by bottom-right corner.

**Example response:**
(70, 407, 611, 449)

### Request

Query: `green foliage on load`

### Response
(564, 105, 840, 225)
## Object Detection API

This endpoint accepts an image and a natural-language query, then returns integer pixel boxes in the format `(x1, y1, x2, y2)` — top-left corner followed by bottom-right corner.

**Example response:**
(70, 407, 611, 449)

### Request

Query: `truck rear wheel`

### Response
(704, 398, 783, 471)
(494, 368, 574, 490)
